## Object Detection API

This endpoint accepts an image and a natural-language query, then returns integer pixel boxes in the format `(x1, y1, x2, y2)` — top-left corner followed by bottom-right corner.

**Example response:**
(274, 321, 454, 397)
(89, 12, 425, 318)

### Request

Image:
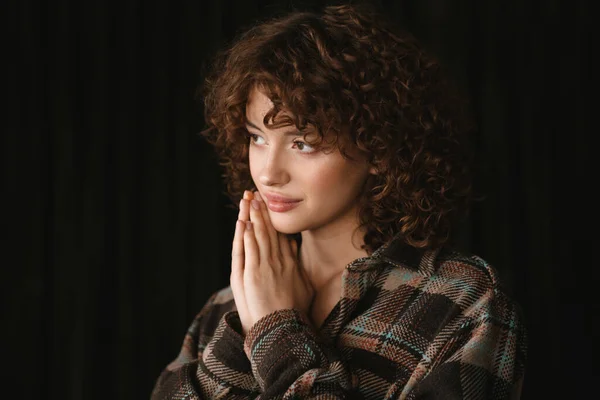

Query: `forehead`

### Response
(246, 87, 272, 112)
(245, 87, 296, 124)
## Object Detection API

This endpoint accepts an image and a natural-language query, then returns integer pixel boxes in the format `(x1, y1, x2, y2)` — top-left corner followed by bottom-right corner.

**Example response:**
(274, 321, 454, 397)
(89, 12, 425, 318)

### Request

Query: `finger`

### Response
(279, 233, 295, 265)
(249, 197, 271, 262)
(231, 218, 246, 285)
(238, 191, 253, 222)
(232, 218, 246, 259)
(243, 221, 260, 269)
(254, 191, 280, 260)
(231, 219, 247, 312)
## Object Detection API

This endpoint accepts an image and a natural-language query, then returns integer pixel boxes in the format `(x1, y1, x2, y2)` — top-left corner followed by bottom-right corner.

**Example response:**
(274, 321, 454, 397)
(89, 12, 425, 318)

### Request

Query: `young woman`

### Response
(151, 3, 527, 399)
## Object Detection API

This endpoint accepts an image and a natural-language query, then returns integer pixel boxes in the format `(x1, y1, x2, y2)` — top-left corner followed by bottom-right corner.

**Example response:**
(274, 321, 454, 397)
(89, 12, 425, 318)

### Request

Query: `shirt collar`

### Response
(346, 231, 440, 276)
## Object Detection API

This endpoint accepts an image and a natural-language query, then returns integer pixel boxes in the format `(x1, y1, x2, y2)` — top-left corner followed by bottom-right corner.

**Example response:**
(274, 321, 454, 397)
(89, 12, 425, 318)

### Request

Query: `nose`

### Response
(257, 147, 289, 187)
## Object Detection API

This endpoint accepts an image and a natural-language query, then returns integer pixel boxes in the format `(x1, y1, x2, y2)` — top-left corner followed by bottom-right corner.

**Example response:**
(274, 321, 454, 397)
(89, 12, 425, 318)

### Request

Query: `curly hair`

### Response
(198, 3, 479, 254)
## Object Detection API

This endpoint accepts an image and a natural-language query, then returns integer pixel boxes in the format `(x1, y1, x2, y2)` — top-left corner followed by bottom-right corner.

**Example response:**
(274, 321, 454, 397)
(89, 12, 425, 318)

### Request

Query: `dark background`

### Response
(6, 0, 594, 398)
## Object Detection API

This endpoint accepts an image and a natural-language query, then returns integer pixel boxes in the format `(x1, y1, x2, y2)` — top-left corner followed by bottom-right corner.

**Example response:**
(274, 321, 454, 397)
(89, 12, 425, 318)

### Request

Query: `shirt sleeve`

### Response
(150, 292, 261, 399)
(242, 308, 363, 399)
(403, 289, 528, 400)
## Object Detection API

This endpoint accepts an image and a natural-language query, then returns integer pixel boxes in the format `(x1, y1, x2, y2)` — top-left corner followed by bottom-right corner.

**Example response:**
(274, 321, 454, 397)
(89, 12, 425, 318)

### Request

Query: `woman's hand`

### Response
(230, 190, 315, 336)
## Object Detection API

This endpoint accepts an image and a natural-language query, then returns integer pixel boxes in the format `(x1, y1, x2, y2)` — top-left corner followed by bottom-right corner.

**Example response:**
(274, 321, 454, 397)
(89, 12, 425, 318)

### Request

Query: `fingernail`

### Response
(251, 199, 260, 209)
(245, 221, 252, 230)
(254, 191, 262, 201)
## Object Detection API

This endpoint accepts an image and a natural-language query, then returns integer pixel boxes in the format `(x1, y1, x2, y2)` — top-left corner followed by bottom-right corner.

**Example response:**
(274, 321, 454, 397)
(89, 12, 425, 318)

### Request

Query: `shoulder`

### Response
(434, 248, 501, 298)
(376, 244, 523, 327)
(162, 285, 237, 372)
(373, 236, 500, 292)
(434, 248, 522, 324)
(186, 286, 238, 346)
(209, 285, 236, 307)
(378, 244, 528, 354)
(377, 243, 501, 291)
(376, 249, 530, 397)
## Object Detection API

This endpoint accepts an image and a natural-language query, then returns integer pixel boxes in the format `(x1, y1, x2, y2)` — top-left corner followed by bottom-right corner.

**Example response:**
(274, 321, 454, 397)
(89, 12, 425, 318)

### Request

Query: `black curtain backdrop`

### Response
(6, 0, 594, 398)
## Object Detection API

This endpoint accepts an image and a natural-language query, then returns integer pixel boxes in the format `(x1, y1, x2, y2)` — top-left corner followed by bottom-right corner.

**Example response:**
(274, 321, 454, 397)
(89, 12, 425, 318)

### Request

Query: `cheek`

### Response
(312, 173, 340, 192)
(307, 164, 348, 194)
(248, 151, 259, 181)
(311, 163, 370, 200)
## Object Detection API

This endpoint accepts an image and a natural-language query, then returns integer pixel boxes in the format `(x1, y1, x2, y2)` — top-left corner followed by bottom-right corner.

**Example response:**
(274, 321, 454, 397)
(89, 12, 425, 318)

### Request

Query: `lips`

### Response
(263, 192, 301, 203)
(262, 192, 302, 213)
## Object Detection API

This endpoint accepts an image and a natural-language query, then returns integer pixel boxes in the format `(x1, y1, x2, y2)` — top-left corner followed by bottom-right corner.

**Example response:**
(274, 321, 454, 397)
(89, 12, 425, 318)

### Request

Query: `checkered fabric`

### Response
(151, 234, 527, 399)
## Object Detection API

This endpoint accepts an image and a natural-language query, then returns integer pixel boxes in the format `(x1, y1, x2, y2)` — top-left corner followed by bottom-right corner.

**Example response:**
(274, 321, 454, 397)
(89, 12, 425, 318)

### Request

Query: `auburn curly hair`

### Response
(198, 3, 479, 254)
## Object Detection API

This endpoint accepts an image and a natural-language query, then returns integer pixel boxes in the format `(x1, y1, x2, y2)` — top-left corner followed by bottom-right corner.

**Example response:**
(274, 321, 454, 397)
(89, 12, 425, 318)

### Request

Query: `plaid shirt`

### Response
(151, 234, 527, 399)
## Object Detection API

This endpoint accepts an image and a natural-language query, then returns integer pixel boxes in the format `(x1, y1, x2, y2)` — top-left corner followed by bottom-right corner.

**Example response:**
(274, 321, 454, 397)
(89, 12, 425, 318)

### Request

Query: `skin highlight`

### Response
(246, 86, 377, 295)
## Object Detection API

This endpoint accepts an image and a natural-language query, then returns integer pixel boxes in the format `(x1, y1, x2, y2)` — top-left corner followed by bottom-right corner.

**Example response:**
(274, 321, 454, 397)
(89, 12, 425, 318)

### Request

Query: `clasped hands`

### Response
(231, 190, 316, 336)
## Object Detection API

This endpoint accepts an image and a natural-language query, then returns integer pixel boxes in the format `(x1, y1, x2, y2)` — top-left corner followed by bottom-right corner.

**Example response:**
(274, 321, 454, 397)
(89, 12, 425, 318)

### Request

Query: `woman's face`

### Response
(246, 87, 376, 235)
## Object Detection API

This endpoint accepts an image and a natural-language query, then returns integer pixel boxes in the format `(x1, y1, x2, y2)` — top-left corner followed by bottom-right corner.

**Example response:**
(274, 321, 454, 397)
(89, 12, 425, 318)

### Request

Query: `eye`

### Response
(247, 133, 265, 145)
(292, 140, 316, 154)
(247, 133, 317, 154)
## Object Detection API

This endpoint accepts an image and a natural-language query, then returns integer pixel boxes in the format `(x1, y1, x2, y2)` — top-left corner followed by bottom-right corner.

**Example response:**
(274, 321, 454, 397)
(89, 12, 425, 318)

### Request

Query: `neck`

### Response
(298, 209, 369, 292)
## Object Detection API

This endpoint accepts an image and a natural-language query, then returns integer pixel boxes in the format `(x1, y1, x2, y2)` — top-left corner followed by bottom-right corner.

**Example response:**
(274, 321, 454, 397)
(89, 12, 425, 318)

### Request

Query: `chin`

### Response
(268, 217, 303, 235)
(272, 224, 300, 235)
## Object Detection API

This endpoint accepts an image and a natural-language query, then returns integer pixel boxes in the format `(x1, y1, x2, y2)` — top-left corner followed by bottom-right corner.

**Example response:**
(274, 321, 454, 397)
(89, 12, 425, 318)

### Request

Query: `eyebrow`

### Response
(245, 120, 303, 136)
